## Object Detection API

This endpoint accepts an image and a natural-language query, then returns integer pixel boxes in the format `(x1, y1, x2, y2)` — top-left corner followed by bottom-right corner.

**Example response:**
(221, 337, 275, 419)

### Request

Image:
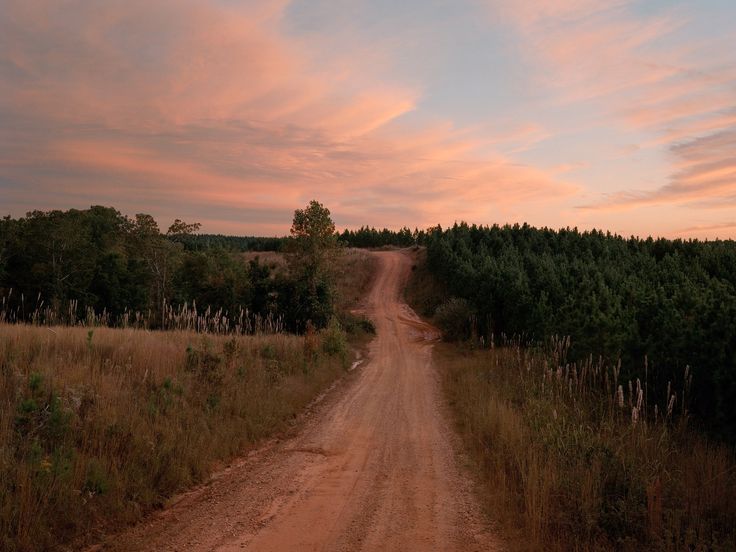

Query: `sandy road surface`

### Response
(100, 251, 497, 551)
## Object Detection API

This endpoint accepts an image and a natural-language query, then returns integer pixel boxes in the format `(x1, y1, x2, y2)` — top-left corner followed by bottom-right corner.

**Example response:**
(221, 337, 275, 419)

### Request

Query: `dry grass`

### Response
(0, 323, 349, 551)
(438, 342, 736, 551)
(241, 250, 288, 271)
(1, 293, 285, 334)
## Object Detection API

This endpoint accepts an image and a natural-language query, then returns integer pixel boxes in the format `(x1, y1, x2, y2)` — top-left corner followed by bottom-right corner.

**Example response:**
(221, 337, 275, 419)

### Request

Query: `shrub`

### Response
(434, 298, 475, 341)
(321, 318, 347, 359)
(338, 312, 376, 336)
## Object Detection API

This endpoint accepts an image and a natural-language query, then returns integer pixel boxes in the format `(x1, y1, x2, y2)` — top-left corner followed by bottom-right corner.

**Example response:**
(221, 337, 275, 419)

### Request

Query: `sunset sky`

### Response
(1, 0, 735, 237)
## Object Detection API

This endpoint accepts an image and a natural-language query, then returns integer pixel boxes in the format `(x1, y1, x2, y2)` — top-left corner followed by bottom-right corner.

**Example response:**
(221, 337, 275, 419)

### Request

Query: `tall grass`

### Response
(0, 323, 350, 551)
(439, 340, 736, 551)
(1, 290, 284, 334)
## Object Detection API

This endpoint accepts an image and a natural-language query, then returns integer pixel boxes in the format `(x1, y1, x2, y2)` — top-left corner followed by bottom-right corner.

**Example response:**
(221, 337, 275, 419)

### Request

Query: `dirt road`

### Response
(103, 250, 496, 551)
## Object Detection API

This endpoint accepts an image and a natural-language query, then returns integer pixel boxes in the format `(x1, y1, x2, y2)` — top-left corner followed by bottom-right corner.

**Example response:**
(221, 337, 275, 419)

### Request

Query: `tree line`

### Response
(176, 226, 424, 251)
(338, 226, 424, 248)
(421, 222, 736, 440)
(178, 234, 286, 252)
(0, 204, 338, 333)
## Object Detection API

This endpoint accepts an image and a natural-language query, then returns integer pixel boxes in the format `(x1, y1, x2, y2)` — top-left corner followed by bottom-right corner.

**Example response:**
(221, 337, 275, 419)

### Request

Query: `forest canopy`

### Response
(421, 222, 736, 440)
(0, 206, 336, 333)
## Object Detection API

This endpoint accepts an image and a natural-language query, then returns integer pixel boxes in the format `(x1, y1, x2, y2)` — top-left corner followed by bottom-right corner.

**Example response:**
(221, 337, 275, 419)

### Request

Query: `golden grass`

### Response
(241, 250, 288, 271)
(0, 324, 349, 551)
(437, 343, 736, 551)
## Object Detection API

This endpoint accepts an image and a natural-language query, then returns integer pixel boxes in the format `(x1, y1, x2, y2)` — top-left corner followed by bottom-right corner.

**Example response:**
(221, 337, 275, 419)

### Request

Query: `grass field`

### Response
(0, 323, 353, 551)
(437, 343, 736, 551)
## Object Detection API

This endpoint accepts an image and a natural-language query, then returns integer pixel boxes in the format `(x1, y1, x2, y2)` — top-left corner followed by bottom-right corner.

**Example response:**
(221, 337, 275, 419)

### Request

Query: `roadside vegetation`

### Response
(405, 245, 736, 551)
(439, 342, 736, 551)
(403, 246, 446, 320)
(0, 325, 350, 551)
(408, 223, 736, 441)
(5, 203, 736, 550)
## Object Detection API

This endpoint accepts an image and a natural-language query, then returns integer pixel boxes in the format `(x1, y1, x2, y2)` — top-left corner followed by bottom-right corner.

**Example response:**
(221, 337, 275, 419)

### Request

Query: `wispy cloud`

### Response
(0, 0, 576, 233)
(2, 0, 733, 236)
(579, 129, 736, 210)
(677, 221, 736, 236)
(489, 0, 736, 213)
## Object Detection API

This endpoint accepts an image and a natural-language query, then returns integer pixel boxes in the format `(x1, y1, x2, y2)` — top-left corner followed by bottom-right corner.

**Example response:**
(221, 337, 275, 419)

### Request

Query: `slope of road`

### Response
(99, 250, 498, 551)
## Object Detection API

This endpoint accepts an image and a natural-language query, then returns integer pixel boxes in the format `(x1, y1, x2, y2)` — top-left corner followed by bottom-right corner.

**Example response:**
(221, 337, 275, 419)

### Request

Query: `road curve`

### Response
(101, 250, 497, 551)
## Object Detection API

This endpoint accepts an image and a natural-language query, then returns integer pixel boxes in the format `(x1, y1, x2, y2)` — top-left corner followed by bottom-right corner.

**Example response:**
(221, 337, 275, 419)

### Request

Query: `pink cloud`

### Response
(490, 0, 684, 102)
(0, 0, 577, 233)
(677, 221, 736, 236)
(580, 130, 736, 211)
(489, 0, 736, 212)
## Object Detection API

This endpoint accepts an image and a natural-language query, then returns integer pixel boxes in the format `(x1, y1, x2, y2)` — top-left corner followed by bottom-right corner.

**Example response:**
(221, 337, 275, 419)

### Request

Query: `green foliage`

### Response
(0, 205, 338, 334)
(339, 226, 424, 248)
(338, 312, 376, 335)
(175, 234, 286, 252)
(290, 200, 338, 252)
(434, 298, 475, 341)
(83, 459, 110, 496)
(184, 340, 223, 387)
(423, 222, 736, 439)
(282, 200, 340, 331)
(14, 374, 72, 455)
(321, 318, 348, 359)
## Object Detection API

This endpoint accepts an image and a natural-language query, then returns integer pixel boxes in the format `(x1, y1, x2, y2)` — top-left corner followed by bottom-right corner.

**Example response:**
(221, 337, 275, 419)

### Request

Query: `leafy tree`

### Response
(289, 201, 338, 276)
(284, 200, 339, 330)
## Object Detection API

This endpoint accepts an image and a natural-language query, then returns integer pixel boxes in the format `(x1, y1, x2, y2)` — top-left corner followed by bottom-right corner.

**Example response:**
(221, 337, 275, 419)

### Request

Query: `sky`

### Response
(1, 0, 735, 238)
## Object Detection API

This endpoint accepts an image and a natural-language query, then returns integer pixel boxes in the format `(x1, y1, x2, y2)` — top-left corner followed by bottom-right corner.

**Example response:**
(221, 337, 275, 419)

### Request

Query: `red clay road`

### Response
(100, 250, 498, 551)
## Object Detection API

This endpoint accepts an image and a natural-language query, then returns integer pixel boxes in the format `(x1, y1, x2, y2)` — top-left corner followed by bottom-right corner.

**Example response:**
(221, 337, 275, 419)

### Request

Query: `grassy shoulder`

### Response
(436, 342, 736, 551)
(0, 324, 353, 551)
